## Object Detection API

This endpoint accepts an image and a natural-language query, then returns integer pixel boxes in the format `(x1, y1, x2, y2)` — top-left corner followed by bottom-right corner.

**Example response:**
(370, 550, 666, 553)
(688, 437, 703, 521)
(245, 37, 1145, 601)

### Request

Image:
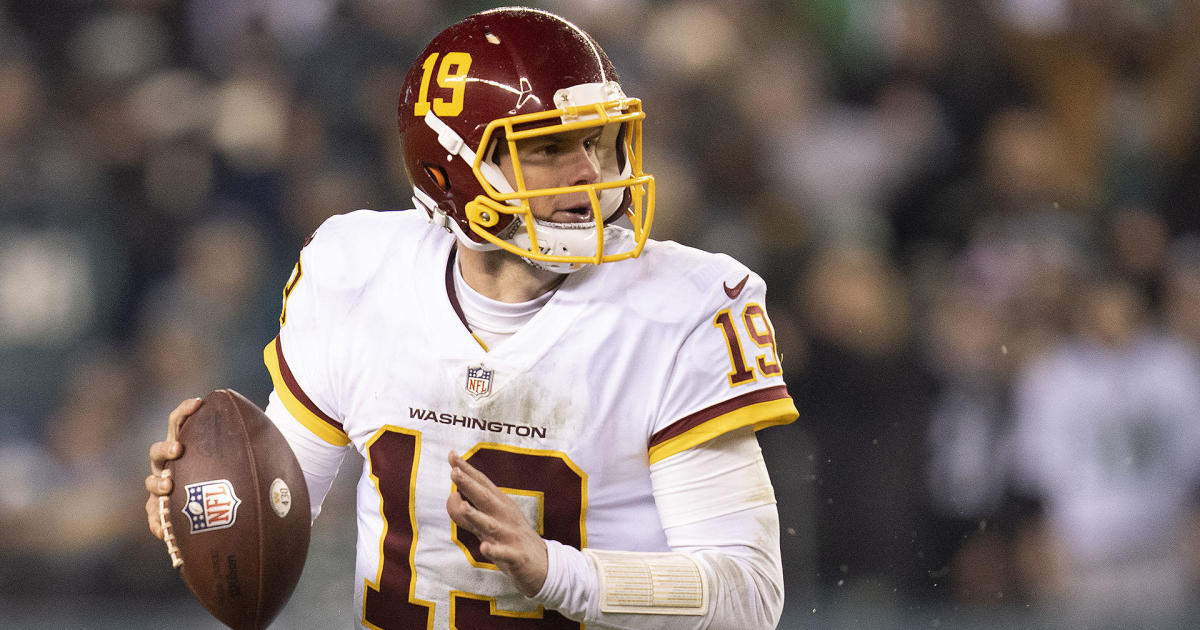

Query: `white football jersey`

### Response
(263, 209, 797, 629)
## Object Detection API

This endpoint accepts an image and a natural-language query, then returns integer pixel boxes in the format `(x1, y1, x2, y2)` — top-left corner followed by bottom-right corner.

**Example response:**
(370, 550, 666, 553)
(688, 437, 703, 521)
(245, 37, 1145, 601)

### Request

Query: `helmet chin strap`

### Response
(414, 187, 501, 252)
(512, 219, 622, 274)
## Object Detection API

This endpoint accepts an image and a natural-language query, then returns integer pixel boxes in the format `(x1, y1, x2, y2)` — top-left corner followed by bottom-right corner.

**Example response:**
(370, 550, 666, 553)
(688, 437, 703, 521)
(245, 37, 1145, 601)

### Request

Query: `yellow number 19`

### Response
(413, 52, 473, 117)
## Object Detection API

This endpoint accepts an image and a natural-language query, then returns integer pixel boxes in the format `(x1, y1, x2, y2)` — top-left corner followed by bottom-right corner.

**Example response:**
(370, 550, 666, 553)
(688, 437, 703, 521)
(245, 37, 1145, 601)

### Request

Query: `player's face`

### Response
(497, 126, 604, 224)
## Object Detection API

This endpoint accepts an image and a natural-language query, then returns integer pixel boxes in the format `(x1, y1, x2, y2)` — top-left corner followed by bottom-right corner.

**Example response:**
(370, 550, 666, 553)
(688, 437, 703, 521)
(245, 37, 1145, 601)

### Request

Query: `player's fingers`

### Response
(145, 469, 174, 496)
(446, 489, 483, 529)
(448, 451, 501, 493)
(447, 490, 500, 538)
(146, 495, 164, 539)
(448, 453, 509, 512)
(450, 465, 506, 515)
(149, 440, 183, 474)
(478, 540, 514, 566)
(478, 540, 514, 567)
(446, 490, 468, 523)
(167, 397, 203, 441)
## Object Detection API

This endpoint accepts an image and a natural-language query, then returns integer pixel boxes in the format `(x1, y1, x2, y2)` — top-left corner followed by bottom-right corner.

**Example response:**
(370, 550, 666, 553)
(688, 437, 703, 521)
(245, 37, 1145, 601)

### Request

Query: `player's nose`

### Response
(565, 143, 601, 187)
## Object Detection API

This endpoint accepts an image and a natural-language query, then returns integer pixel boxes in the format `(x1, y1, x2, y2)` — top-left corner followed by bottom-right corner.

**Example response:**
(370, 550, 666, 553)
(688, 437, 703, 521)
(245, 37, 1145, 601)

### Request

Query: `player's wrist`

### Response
(513, 537, 548, 597)
(528, 538, 563, 602)
(526, 539, 594, 621)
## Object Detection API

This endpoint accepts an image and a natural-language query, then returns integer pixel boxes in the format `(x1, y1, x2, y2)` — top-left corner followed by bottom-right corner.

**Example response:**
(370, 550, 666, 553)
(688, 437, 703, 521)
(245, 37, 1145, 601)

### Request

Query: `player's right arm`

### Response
(260, 211, 404, 518)
(262, 391, 349, 521)
(147, 211, 389, 538)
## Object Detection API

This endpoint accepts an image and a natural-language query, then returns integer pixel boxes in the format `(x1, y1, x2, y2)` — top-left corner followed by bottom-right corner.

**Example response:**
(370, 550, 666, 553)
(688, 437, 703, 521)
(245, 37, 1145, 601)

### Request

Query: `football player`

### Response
(146, 7, 798, 629)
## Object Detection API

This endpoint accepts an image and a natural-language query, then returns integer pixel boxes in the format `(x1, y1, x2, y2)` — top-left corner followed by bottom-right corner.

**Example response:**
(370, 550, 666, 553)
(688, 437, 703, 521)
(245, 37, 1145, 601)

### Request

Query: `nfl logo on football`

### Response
(183, 479, 242, 534)
(465, 365, 493, 398)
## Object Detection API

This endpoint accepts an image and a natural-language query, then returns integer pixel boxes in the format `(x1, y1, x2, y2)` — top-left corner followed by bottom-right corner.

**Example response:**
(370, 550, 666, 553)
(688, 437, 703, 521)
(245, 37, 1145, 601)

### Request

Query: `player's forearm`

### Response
(532, 510, 784, 629)
(687, 536, 785, 629)
(528, 424, 786, 627)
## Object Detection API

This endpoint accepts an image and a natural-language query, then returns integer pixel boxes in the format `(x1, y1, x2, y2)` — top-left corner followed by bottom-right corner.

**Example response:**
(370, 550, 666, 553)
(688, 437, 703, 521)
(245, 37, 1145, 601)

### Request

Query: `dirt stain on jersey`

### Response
(467, 370, 582, 444)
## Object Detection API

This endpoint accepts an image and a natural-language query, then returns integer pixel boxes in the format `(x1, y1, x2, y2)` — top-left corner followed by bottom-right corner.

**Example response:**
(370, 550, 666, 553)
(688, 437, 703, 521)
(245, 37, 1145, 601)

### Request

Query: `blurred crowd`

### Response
(2, 0, 1200, 628)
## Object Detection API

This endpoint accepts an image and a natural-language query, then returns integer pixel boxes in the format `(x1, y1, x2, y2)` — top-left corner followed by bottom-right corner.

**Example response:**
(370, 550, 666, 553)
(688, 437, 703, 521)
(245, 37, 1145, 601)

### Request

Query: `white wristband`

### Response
(583, 548, 708, 616)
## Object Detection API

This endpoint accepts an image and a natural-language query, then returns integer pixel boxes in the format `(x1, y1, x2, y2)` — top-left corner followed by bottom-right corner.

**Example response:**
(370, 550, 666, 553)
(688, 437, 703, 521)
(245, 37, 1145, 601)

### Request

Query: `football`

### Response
(160, 389, 311, 629)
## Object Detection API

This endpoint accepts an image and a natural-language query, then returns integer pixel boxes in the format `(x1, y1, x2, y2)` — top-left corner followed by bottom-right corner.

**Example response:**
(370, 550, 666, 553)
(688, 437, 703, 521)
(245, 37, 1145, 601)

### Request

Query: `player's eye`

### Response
(520, 140, 558, 159)
(583, 129, 602, 150)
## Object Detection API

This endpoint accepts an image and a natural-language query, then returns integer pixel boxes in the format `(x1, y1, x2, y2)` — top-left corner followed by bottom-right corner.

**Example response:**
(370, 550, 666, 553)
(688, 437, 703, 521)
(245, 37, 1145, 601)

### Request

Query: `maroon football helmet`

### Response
(398, 7, 655, 272)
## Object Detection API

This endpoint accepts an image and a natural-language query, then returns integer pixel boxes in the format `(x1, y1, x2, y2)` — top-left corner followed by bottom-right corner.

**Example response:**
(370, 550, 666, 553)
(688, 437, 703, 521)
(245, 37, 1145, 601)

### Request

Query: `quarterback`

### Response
(147, 7, 798, 629)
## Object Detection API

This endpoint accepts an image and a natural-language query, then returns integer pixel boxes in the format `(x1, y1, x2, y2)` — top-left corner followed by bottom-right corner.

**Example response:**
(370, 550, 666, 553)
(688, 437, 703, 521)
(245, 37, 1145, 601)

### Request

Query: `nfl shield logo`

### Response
(182, 479, 242, 534)
(465, 365, 494, 398)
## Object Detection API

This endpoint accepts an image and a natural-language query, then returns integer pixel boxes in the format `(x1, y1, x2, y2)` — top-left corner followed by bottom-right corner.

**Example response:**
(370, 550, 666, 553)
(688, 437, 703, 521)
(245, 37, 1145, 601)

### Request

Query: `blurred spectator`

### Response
(1008, 274, 1200, 627)
(788, 245, 938, 621)
(1161, 125, 1200, 237)
(0, 226, 112, 433)
(921, 277, 1018, 608)
(0, 31, 129, 438)
(0, 344, 183, 597)
(134, 215, 281, 405)
(1163, 236, 1200, 351)
(992, 0, 1200, 206)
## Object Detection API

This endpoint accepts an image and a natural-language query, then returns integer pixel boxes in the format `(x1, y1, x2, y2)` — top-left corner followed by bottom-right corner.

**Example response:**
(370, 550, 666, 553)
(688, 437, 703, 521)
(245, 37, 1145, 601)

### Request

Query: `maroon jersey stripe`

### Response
(274, 334, 344, 431)
(649, 385, 791, 448)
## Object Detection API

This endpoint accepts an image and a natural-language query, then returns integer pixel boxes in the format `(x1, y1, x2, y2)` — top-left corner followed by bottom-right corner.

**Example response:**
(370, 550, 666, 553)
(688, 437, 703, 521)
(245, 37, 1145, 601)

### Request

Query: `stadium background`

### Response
(2, 0, 1199, 627)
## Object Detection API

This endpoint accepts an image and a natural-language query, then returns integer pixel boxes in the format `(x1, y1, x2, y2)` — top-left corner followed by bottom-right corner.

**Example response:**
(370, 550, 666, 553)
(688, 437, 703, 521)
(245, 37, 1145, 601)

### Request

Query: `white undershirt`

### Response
(452, 257, 553, 348)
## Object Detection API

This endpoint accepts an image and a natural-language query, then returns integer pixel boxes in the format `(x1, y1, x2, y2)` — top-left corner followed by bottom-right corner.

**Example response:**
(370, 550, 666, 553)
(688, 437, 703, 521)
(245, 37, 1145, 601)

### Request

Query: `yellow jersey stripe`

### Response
(648, 396, 798, 465)
(263, 336, 350, 446)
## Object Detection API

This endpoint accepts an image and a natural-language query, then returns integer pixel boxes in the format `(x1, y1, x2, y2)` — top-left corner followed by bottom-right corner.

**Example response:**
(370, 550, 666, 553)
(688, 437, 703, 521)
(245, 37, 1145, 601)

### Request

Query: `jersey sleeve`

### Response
(263, 211, 386, 447)
(648, 262, 798, 464)
(264, 391, 348, 521)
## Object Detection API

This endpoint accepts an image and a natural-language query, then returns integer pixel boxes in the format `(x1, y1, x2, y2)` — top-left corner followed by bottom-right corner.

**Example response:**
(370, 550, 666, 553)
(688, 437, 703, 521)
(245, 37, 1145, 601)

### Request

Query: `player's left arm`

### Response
(451, 266, 797, 628)
(647, 425, 784, 627)
(606, 268, 795, 627)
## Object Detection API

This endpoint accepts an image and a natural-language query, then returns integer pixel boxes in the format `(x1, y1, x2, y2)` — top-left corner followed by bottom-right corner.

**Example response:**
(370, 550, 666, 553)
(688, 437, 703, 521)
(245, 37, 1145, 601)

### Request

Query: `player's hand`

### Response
(144, 397, 201, 539)
(446, 451, 548, 597)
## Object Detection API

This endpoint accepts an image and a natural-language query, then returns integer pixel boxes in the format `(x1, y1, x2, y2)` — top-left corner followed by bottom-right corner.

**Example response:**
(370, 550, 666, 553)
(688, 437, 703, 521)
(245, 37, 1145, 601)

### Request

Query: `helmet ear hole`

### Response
(424, 164, 450, 190)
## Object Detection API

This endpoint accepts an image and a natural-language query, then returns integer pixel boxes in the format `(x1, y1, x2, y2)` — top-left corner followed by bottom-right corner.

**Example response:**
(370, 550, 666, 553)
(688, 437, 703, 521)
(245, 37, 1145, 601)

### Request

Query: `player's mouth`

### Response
(548, 205, 592, 223)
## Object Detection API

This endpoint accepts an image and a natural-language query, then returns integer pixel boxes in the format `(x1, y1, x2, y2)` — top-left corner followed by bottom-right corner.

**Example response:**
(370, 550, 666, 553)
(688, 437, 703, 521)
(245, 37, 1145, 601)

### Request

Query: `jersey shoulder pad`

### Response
(299, 209, 439, 292)
(616, 238, 763, 324)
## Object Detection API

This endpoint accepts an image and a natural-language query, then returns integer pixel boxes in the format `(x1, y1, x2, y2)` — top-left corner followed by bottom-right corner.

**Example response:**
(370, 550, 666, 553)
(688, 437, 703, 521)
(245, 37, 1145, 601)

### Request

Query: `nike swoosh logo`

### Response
(723, 274, 749, 299)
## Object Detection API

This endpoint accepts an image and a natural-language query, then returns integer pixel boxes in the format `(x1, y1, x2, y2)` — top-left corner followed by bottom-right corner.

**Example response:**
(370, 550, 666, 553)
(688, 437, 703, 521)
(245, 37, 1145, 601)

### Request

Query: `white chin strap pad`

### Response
(511, 220, 617, 274)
